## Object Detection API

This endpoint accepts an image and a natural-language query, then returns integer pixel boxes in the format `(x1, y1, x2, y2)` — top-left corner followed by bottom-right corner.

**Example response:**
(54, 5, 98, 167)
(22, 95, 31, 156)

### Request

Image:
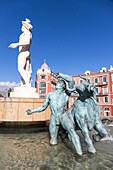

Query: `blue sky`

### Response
(0, 0, 113, 87)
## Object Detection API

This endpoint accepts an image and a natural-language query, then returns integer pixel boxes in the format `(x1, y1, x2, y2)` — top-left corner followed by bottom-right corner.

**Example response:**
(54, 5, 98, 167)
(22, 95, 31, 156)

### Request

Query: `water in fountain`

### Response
(0, 125, 113, 169)
(101, 123, 113, 141)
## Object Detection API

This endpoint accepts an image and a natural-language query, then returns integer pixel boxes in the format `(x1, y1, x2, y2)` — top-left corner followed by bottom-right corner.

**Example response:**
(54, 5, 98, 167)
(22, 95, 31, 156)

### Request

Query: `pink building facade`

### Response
(36, 63, 113, 117)
(71, 67, 113, 117)
(35, 61, 57, 99)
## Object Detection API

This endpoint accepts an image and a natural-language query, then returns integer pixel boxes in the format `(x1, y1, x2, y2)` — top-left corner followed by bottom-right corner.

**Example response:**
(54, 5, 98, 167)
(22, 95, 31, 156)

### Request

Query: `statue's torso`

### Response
(19, 32, 32, 52)
(49, 91, 68, 111)
(49, 91, 68, 124)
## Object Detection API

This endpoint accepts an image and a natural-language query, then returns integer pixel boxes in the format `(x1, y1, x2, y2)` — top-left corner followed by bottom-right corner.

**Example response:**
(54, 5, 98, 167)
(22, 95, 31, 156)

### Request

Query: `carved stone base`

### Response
(10, 86, 39, 98)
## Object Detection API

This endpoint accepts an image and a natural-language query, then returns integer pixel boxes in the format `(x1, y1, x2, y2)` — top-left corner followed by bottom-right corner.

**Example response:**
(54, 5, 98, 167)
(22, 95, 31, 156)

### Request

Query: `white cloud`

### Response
(0, 81, 20, 87)
(0, 81, 20, 97)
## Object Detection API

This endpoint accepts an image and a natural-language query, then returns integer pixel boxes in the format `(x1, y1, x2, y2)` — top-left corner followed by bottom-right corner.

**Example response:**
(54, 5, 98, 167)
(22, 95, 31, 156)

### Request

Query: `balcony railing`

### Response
(94, 81, 108, 86)
(96, 91, 108, 96)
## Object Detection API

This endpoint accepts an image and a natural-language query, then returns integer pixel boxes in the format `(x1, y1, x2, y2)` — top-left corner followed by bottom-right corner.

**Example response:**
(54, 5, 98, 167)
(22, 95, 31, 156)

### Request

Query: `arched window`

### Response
(104, 108, 110, 116)
(40, 82, 46, 88)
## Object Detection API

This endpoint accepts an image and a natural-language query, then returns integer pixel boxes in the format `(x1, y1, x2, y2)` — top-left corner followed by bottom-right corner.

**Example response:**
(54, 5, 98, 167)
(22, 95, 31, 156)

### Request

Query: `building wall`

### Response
(72, 71, 113, 116)
(36, 71, 57, 98)
(36, 63, 113, 117)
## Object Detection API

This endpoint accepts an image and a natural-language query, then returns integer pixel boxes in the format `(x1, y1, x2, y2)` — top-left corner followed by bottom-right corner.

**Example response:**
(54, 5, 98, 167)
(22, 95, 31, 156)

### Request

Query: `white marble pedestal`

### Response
(10, 86, 39, 98)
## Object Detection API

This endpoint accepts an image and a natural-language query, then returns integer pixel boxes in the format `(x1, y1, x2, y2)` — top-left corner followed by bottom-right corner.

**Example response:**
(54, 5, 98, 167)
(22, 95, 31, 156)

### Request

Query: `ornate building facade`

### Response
(36, 62, 113, 117)
(35, 61, 57, 99)
(71, 66, 113, 117)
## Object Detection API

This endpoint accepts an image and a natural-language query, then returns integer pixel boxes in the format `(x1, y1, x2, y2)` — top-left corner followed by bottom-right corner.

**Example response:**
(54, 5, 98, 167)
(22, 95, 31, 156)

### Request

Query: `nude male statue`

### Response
(26, 75, 83, 155)
(9, 18, 33, 87)
(26, 80, 69, 144)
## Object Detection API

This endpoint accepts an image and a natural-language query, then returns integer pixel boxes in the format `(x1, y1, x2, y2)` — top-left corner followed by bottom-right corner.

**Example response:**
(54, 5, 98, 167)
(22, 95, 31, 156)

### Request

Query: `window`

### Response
(96, 88, 98, 93)
(39, 89, 46, 94)
(104, 108, 109, 111)
(104, 108, 110, 116)
(40, 75, 46, 79)
(79, 79, 83, 83)
(103, 87, 108, 94)
(74, 80, 76, 85)
(102, 76, 107, 83)
(40, 82, 46, 87)
(94, 78, 98, 84)
(96, 97, 99, 102)
(87, 79, 90, 84)
(104, 96, 108, 102)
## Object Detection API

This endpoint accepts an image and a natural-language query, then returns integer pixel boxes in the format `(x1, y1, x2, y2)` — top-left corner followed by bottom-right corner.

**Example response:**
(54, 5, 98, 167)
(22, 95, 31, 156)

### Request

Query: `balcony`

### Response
(96, 91, 108, 96)
(94, 81, 108, 86)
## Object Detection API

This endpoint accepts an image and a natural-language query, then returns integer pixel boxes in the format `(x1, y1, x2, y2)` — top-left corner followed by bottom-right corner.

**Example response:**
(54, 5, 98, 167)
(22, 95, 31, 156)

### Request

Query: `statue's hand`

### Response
(26, 109, 33, 115)
(8, 43, 18, 49)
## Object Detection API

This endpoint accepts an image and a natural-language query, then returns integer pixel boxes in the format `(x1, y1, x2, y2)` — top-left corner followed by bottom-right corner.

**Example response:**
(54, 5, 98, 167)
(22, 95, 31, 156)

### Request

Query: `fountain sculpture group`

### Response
(27, 72, 107, 155)
(8, 18, 107, 155)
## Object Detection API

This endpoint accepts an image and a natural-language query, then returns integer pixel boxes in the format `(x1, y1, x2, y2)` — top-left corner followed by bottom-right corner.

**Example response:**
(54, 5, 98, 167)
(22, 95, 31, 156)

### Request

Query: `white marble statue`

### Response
(9, 18, 33, 87)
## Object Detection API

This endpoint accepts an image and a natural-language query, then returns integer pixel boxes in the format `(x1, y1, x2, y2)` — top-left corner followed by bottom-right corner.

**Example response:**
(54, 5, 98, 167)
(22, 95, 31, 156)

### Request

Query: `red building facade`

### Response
(35, 61, 57, 99)
(36, 62, 113, 117)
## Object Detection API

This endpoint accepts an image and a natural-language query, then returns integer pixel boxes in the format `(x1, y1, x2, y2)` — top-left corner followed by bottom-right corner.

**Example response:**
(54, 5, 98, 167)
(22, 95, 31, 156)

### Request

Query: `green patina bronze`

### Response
(26, 72, 107, 155)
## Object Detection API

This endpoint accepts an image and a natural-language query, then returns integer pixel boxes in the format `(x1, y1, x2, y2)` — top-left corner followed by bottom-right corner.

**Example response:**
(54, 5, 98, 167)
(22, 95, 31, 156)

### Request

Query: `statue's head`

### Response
(56, 80, 65, 90)
(22, 18, 33, 32)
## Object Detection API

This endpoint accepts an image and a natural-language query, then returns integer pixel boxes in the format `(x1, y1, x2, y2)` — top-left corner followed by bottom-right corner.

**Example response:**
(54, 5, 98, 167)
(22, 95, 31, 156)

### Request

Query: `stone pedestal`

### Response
(10, 86, 39, 98)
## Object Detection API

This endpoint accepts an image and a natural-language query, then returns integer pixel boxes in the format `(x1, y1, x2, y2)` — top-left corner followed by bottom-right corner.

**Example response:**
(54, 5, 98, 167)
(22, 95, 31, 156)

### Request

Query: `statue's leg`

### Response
(93, 121, 108, 142)
(49, 115, 59, 145)
(18, 52, 29, 86)
(69, 128, 82, 155)
(75, 106, 96, 154)
(26, 60, 31, 84)
(61, 114, 82, 155)
(80, 120, 96, 153)
(25, 57, 32, 86)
